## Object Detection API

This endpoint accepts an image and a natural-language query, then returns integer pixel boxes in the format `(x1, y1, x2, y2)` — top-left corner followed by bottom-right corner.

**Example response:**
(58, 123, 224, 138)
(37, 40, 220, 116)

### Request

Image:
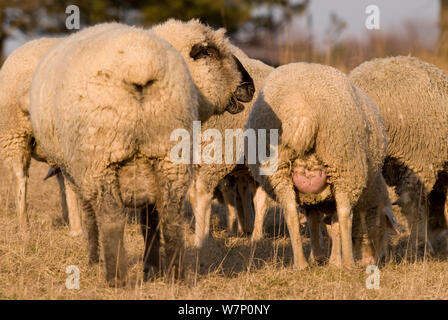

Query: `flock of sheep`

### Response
(0, 19, 447, 287)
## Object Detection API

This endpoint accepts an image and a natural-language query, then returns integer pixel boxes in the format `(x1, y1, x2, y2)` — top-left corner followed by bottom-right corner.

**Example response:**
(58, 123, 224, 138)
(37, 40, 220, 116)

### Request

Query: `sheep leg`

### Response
(443, 186, 448, 253)
(139, 204, 161, 281)
(55, 172, 69, 224)
(94, 192, 127, 287)
(11, 158, 29, 231)
(396, 178, 433, 257)
(236, 178, 254, 234)
(335, 192, 355, 267)
(307, 208, 325, 264)
(220, 184, 238, 236)
(82, 201, 99, 265)
(284, 201, 308, 269)
(256, 167, 307, 269)
(192, 177, 213, 248)
(328, 215, 342, 267)
(267, 170, 308, 269)
(156, 161, 194, 280)
(354, 207, 378, 266)
(63, 176, 83, 237)
(250, 183, 268, 243)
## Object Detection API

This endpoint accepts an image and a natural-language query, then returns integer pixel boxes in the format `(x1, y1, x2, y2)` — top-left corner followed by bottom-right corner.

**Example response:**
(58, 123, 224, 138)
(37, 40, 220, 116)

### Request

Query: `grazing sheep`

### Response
(350, 56, 448, 255)
(246, 63, 388, 268)
(0, 23, 125, 235)
(29, 24, 198, 286)
(215, 172, 256, 237)
(306, 173, 397, 266)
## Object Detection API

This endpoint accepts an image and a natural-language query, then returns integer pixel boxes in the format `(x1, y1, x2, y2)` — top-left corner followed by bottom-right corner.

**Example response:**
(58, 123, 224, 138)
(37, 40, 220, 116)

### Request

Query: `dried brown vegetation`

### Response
(1, 160, 447, 299)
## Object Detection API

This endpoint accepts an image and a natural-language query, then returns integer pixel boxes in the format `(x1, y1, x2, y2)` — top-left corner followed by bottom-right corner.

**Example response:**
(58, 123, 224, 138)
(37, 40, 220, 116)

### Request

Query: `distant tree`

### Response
(439, 0, 448, 58)
(140, 0, 252, 34)
(0, 0, 309, 62)
(0, 3, 5, 63)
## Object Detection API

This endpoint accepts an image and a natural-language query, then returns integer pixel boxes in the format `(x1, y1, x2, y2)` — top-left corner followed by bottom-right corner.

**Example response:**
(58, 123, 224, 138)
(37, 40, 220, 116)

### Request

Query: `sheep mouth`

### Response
(234, 82, 255, 103)
(225, 95, 245, 114)
(232, 55, 255, 103)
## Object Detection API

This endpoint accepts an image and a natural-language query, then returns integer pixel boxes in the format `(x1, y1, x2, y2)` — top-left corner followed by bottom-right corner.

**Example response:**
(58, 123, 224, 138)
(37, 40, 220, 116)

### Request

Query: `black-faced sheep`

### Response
(180, 52, 273, 249)
(151, 19, 255, 121)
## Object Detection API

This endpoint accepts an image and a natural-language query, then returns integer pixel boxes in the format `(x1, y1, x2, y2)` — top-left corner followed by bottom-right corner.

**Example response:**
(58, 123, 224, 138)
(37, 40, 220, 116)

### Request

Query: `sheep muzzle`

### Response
(232, 55, 255, 103)
(225, 96, 245, 114)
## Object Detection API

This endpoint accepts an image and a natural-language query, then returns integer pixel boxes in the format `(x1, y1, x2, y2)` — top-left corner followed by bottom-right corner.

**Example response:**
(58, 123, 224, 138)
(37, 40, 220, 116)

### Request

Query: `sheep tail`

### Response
(282, 115, 318, 156)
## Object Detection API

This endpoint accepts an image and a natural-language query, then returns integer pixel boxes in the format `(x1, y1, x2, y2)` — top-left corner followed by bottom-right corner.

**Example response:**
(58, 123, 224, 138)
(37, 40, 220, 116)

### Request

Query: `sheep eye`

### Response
(190, 44, 220, 60)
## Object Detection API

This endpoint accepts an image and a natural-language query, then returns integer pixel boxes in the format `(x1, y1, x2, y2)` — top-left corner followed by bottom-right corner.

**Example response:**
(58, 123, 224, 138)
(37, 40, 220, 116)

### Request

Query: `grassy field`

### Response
(0, 160, 447, 300)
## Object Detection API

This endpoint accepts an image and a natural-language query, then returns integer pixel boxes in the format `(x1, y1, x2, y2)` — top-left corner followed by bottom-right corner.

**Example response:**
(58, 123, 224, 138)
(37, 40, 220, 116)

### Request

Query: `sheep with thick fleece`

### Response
(177, 49, 274, 249)
(350, 56, 448, 255)
(0, 23, 128, 235)
(246, 62, 388, 268)
(151, 19, 255, 121)
(306, 173, 397, 265)
(0, 37, 78, 233)
(29, 24, 198, 286)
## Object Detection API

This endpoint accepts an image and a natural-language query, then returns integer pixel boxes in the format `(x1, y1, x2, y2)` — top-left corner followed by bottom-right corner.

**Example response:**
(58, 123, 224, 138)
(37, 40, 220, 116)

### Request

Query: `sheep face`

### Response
(152, 19, 255, 120)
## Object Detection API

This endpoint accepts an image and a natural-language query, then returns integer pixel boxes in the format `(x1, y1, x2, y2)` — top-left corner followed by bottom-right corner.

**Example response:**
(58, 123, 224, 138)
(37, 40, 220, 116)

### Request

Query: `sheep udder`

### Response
(292, 168, 327, 194)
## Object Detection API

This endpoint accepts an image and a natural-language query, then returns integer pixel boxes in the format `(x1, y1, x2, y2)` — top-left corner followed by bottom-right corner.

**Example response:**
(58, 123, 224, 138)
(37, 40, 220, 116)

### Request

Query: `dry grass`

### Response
(0, 160, 447, 300)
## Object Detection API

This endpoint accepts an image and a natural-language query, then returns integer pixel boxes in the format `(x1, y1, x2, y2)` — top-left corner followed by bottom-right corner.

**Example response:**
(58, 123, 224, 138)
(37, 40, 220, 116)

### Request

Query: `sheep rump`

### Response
(350, 56, 448, 255)
(246, 62, 389, 268)
(29, 23, 198, 285)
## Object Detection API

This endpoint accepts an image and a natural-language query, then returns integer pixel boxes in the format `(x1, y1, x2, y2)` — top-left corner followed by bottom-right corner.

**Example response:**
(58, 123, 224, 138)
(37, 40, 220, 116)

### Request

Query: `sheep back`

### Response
(350, 56, 448, 191)
(30, 24, 197, 194)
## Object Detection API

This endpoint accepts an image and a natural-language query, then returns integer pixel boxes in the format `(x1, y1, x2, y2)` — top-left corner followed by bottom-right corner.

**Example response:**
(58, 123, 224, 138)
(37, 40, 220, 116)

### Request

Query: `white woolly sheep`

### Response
(350, 56, 448, 256)
(305, 173, 398, 266)
(182, 51, 274, 249)
(29, 23, 199, 286)
(246, 62, 388, 268)
(0, 23, 125, 235)
(0, 37, 61, 231)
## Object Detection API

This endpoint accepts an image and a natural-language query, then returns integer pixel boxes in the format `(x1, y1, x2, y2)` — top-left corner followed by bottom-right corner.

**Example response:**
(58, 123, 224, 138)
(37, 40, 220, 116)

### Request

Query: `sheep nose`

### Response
(231, 54, 255, 103)
(234, 82, 255, 103)
(226, 96, 245, 114)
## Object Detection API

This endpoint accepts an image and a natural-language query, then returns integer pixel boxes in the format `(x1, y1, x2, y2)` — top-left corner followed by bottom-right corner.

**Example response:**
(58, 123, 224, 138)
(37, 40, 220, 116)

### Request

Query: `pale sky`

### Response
(292, 0, 439, 47)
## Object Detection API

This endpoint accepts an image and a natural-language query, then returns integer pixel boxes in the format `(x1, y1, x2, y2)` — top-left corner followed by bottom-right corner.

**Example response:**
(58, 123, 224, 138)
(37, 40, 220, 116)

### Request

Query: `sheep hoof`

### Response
(107, 277, 127, 288)
(342, 261, 356, 269)
(310, 255, 326, 266)
(88, 253, 99, 266)
(250, 233, 264, 243)
(143, 266, 160, 282)
(69, 229, 83, 237)
(329, 257, 342, 268)
(293, 261, 309, 270)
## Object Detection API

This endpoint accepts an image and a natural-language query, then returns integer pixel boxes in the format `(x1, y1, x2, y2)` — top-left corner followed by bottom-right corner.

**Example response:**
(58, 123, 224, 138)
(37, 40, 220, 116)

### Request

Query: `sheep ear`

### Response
(383, 206, 399, 234)
(216, 28, 227, 37)
(190, 43, 204, 59)
(43, 166, 61, 181)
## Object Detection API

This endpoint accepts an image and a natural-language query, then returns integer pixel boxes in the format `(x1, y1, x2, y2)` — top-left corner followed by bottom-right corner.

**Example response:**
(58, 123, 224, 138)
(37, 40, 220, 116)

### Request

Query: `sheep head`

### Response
(152, 19, 255, 120)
